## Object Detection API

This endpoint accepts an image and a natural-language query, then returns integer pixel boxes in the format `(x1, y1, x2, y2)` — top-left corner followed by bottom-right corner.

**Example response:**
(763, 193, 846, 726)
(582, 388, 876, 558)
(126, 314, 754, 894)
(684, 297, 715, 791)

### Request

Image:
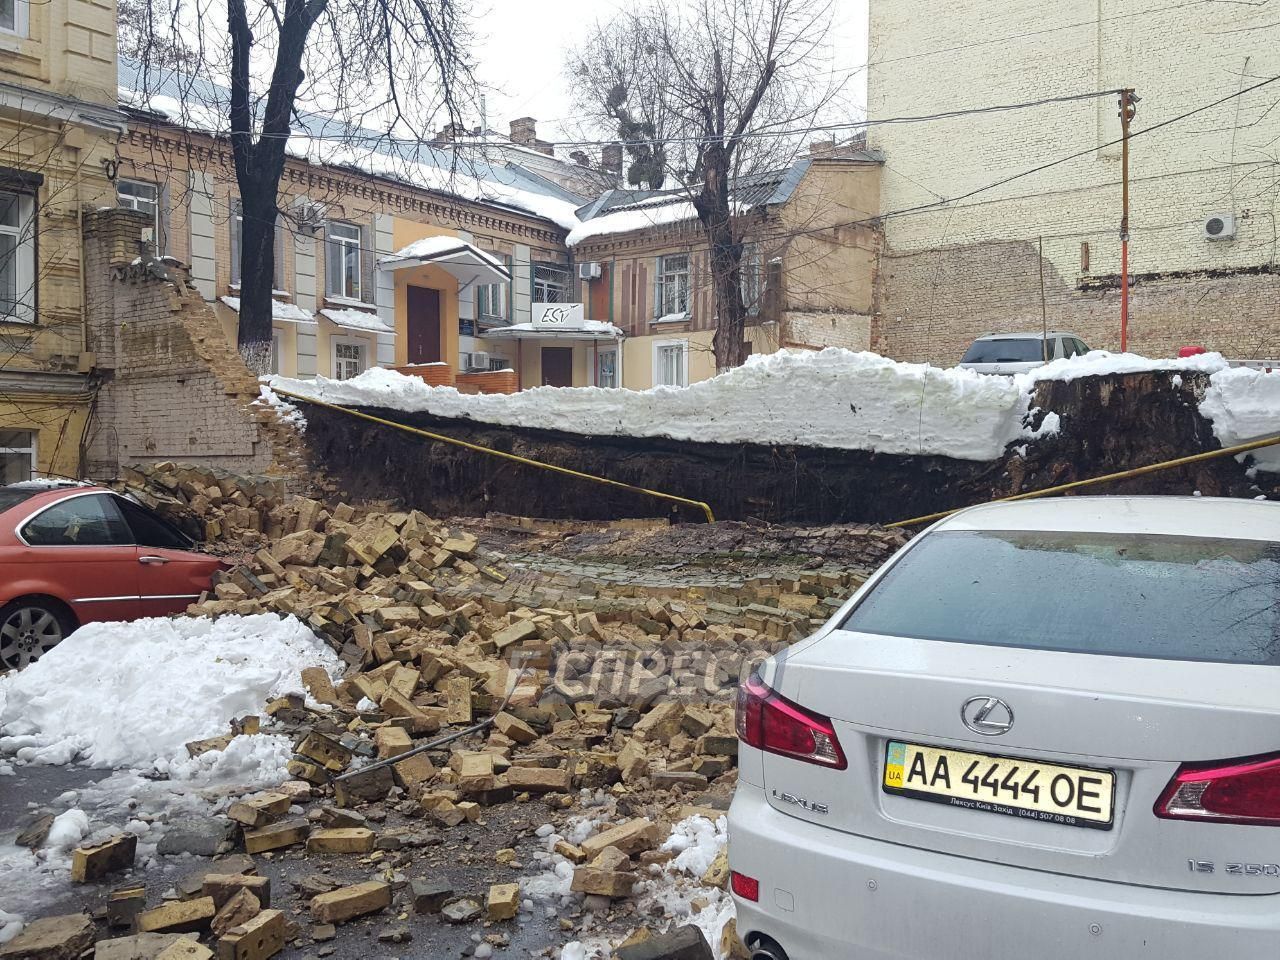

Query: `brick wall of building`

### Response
(82, 208, 304, 476)
(867, 0, 1280, 365)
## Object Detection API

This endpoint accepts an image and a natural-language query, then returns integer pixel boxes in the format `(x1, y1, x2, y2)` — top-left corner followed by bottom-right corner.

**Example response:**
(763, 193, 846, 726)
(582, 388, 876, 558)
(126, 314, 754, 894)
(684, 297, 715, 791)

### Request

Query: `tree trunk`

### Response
(696, 146, 748, 372)
(236, 187, 278, 375)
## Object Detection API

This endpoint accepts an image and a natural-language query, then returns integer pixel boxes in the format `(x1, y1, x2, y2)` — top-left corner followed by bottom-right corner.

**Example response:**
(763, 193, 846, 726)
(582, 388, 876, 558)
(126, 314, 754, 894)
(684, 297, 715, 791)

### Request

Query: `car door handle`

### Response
(139, 555, 170, 565)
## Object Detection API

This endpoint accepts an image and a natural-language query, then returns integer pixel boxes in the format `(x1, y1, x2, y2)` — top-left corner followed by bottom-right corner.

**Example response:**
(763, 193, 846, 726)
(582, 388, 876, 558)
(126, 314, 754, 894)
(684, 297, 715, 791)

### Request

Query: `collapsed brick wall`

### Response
(872, 239, 1280, 365)
(82, 207, 306, 479)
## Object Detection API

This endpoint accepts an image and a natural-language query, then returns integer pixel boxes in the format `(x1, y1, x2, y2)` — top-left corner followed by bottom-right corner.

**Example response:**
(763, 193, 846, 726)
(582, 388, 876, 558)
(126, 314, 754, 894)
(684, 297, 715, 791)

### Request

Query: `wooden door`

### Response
(541, 347, 574, 387)
(406, 286, 442, 364)
(588, 264, 610, 321)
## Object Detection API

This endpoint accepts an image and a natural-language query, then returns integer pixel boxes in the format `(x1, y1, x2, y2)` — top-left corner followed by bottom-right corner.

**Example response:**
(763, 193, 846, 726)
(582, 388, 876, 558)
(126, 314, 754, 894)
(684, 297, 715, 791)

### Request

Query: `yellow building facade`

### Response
(0, 0, 124, 480)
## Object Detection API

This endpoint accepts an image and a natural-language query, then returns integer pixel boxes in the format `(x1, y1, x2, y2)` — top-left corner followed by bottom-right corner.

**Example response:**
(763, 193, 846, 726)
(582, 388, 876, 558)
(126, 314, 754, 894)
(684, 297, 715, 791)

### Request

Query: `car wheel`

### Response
(0, 600, 75, 671)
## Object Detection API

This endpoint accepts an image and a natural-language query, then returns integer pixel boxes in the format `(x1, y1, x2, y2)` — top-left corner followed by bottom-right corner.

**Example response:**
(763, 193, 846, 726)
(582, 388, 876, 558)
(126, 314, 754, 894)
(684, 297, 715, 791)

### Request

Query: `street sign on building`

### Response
(531, 303, 586, 330)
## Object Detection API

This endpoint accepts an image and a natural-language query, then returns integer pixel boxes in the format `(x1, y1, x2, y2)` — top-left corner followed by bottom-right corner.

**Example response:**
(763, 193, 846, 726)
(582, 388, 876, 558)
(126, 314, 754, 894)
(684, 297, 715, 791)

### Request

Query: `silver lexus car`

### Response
(728, 496, 1280, 960)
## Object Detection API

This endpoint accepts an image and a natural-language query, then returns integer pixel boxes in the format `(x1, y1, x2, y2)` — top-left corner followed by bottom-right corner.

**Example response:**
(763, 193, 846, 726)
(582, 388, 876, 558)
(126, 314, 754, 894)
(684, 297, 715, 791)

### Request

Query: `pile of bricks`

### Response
(2, 464, 899, 960)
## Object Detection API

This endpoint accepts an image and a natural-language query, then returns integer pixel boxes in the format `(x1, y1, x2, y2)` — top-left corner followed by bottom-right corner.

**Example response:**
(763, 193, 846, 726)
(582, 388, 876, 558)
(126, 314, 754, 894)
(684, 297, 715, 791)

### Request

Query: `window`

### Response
(22, 494, 131, 546)
(657, 254, 689, 318)
(0, 191, 34, 323)
(488, 356, 510, 372)
(230, 200, 286, 290)
(0, 429, 35, 483)
(114, 495, 193, 550)
(0, 0, 28, 36)
(333, 339, 366, 380)
(532, 263, 570, 303)
(270, 331, 281, 375)
(597, 349, 618, 388)
(117, 180, 161, 253)
(843, 530, 1280, 666)
(654, 340, 688, 387)
(325, 221, 362, 301)
(741, 246, 763, 317)
(476, 253, 509, 324)
(960, 338, 1047, 364)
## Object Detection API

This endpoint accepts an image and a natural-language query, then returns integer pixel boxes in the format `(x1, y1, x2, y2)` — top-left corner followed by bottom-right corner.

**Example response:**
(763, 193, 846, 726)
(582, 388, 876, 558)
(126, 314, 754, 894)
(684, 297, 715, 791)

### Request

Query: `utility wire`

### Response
(132, 88, 1128, 151)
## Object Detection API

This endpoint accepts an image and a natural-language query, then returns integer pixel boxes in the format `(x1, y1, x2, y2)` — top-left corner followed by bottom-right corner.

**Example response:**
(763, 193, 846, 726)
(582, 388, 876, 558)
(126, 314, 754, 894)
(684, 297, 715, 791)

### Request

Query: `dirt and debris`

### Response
(2, 463, 909, 960)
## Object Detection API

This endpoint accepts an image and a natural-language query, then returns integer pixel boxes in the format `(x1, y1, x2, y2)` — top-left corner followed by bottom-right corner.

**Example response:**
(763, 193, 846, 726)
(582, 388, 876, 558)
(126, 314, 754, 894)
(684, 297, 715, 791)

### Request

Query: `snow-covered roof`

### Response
(219, 296, 316, 325)
(566, 161, 811, 247)
(117, 59, 586, 232)
(319, 307, 395, 335)
(380, 236, 511, 286)
(483, 319, 623, 339)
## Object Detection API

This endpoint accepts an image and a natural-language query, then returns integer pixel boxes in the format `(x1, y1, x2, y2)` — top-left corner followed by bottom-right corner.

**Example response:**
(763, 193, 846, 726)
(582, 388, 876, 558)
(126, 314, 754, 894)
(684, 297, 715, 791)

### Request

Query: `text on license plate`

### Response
(883, 741, 1115, 830)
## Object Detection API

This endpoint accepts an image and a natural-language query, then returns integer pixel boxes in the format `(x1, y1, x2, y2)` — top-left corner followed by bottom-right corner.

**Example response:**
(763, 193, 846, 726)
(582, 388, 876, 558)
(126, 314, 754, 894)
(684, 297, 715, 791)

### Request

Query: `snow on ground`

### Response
(0, 614, 340, 773)
(0, 615, 341, 921)
(270, 348, 1280, 468)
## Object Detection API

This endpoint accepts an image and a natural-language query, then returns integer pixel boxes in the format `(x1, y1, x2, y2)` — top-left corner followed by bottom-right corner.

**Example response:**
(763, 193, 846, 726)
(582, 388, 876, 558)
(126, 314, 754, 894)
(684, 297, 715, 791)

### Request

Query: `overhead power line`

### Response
(137, 88, 1127, 152)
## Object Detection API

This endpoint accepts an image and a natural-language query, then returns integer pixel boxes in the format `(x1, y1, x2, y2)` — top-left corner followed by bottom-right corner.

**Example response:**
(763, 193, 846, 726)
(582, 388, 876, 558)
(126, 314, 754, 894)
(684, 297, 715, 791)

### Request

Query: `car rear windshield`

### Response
(843, 530, 1280, 665)
(961, 338, 1047, 363)
(0, 489, 37, 516)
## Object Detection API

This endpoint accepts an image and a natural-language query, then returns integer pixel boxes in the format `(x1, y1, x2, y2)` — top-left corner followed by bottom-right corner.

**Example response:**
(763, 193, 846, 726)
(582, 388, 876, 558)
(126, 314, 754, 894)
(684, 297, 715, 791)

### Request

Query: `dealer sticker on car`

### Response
(883, 741, 1116, 830)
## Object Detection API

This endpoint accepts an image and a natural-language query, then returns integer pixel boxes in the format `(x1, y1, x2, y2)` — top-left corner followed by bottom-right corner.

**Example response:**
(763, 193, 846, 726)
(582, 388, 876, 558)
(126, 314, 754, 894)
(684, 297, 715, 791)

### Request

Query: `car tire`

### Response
(0, 599, 76, 671)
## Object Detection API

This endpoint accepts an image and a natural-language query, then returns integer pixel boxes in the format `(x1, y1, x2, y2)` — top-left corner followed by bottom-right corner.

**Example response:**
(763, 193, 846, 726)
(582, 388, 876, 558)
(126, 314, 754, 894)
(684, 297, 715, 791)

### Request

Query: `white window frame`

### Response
(0, 428, 36, 483)
(476, 252, 510, 324)
(596, 347, 618, 388)
(0, 190, 35, 324)
(269, 330, 282, 375)
(325, 221, 362, 301)
(117, 179, 161, 254)
(656, 253, 690, 318)
(532, 262, 570, 303)
(230, 200, 287, 291)
(332, 337, 367, 380)
(0, 0, 29, 38)
(653, 338, 688, 388)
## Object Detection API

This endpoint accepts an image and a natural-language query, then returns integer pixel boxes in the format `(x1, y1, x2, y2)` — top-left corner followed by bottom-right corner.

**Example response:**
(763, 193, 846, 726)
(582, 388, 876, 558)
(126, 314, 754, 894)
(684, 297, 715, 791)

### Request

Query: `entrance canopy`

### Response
(483, 319, 624, 342)
(379, 236, 511, 287)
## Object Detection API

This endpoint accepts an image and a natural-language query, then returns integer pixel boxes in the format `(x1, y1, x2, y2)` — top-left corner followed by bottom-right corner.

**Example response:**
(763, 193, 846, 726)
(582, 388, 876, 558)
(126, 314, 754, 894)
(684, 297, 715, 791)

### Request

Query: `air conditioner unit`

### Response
(295, 200, 328, 233)
(466, 351, 491, 371)
(1203, 212, 1237, 241)
(578, 262, 602, 281)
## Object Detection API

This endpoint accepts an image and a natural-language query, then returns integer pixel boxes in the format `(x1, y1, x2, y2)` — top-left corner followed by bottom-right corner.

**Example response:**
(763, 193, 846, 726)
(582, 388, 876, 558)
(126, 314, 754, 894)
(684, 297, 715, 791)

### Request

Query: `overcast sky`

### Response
(470, 0, 870, 145)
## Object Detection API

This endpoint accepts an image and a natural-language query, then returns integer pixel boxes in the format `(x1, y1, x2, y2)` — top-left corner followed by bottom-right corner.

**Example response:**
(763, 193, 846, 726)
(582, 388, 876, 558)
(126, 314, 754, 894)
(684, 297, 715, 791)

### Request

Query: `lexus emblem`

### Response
(961, 696, 1014, 736)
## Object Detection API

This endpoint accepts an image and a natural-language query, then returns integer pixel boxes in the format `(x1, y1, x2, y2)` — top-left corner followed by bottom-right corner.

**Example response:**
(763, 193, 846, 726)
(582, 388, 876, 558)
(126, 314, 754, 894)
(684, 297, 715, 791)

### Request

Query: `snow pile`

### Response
(0, 910, 22, 945)
(256, 380, 307, 432)
(641, 815, 736, 958)
(271, 349, 1036, 461)
(1200, 365, 1280, 472)
(0, 615, 341, 773)
(271, 348, 1280, 468)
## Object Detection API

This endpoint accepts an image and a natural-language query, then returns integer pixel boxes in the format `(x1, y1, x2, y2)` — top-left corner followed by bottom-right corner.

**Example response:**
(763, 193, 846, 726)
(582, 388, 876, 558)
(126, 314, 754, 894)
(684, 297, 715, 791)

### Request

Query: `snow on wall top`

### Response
(269, 348, 1280, 465)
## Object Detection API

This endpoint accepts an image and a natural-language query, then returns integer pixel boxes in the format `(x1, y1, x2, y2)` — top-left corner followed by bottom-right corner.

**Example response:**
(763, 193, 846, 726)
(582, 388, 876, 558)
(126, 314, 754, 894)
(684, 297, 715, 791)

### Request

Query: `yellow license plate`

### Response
(883, 741, 1115, 830)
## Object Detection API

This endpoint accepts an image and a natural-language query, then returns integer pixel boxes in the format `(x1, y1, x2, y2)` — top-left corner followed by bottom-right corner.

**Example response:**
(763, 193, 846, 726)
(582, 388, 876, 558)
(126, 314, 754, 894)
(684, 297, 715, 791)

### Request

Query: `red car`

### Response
(0, 482, 228, 670)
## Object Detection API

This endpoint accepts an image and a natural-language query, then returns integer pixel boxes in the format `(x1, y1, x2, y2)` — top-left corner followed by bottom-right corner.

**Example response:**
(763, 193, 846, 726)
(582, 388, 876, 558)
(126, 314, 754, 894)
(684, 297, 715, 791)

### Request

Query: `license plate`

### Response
(883, 741, 1115, 830)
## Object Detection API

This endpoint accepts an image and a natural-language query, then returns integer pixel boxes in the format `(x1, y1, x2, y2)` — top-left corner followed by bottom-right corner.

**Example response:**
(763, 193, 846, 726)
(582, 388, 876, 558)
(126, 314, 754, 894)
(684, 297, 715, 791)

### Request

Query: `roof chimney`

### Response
(601, 143, 623, 176)
(569, 150, 590, 167)
(809, 139, 837, 157)
(509, 117, 537, 147)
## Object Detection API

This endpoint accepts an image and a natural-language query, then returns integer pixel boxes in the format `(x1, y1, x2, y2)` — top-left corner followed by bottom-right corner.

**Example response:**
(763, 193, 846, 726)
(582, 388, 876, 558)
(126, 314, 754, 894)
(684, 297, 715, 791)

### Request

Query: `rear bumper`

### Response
(728, 784, 1280, 960)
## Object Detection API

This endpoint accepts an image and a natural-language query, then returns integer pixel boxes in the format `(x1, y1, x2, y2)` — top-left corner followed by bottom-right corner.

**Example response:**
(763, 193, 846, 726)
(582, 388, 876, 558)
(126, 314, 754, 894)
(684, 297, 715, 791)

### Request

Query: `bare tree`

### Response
(131, 0, 475, 372)
(569, 0, 840, 370)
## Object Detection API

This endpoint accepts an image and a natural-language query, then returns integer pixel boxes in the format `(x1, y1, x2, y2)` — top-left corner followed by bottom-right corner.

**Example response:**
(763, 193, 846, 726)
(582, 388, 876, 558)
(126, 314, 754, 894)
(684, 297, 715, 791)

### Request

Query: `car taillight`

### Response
(1156, 753, 1280, 825)
(730, 871, 759, 902)
(735, 674, 847, 770)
